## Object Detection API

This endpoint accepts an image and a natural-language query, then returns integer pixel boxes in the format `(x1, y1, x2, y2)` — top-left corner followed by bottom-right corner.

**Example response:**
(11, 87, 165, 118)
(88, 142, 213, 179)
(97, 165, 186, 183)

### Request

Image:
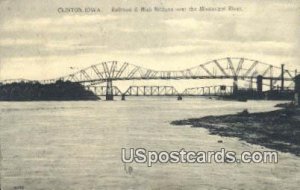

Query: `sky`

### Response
(0, 0, 299, 87)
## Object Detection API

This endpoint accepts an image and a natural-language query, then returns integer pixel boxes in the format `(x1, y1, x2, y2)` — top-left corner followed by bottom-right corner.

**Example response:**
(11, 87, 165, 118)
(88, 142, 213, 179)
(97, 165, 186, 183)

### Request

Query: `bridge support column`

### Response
(106, 79, 113, 101)
(257, 75, 263, 93)
(294, 75, 300, 106)
(270, 78, 273, 91)
(250, 77, 253, 89)
(233, 76, 238, 95)
(281, 64, 285, 91)
(93, 86, 97, 95)
(121, 94, 126, 101)
(177, 95, 182, 101)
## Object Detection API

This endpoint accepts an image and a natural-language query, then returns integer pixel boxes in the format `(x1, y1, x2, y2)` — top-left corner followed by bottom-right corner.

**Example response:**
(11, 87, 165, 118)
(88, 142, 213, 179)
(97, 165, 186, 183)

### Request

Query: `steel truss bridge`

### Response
(90, 86, 179, 96)
(1, 57, 297, 100)
(124, 86, 179, 96)
(90, 85, 233, 97)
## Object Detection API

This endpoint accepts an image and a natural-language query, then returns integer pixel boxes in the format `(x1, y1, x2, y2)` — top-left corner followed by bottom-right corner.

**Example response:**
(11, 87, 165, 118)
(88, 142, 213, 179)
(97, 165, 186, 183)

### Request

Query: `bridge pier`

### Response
(270, 78, 273, 91)
(233, 76, 238, 95)
(121, 94, 126, 101)
(177, 95, 182, 101)
(281, 64, 285, 91)
(106, 79, 114, 101)
(93, 86, 97, 95)
(294, 75, 300, 106)
(249, 77, 254, 89)
(257, 75, 263, 93)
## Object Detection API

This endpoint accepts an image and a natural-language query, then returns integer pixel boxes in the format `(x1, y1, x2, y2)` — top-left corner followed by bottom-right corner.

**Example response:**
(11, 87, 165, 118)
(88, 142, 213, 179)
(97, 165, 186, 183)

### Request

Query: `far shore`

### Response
(171, 103, 300, 156)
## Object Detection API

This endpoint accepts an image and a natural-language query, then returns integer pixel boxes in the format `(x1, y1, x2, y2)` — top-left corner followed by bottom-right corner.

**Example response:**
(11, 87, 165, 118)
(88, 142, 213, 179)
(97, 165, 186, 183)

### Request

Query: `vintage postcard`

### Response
(0, 0, 299, 189)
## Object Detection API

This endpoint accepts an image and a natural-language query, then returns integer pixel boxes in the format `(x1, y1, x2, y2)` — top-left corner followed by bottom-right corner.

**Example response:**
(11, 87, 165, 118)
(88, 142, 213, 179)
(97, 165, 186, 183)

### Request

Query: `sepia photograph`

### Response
(0, 0, 299, 189)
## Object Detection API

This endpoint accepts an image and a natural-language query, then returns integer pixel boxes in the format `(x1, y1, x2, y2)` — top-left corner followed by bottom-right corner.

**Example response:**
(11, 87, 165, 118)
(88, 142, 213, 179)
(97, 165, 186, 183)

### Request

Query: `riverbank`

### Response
(171, 106, 300, 156)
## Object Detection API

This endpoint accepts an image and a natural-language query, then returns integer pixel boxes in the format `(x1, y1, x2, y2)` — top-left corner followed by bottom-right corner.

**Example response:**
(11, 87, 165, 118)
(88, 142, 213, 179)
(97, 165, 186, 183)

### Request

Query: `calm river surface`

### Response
(0, 97, 299, 190)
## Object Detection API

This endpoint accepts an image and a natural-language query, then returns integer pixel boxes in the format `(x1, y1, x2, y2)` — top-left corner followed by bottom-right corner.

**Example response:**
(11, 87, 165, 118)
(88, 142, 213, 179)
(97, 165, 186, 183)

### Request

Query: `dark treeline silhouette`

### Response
(0, 80, 99, 101)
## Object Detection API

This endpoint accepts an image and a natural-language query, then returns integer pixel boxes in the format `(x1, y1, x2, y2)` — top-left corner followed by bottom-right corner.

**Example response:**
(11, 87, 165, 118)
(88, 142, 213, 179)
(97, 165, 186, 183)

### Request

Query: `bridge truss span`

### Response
(51, 58, 296, 84)
(124, 86, 179, 96)
(88, 86, 122, 96)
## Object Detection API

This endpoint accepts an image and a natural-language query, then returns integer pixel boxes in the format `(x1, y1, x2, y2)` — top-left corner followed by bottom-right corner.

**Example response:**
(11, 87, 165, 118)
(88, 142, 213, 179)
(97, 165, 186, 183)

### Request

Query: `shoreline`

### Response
(171, 105, 300, 156)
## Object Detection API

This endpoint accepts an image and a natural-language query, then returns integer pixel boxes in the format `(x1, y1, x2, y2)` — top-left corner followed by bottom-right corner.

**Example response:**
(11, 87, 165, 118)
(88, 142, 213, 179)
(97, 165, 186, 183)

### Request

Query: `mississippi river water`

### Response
(0, 97, 299, 190)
